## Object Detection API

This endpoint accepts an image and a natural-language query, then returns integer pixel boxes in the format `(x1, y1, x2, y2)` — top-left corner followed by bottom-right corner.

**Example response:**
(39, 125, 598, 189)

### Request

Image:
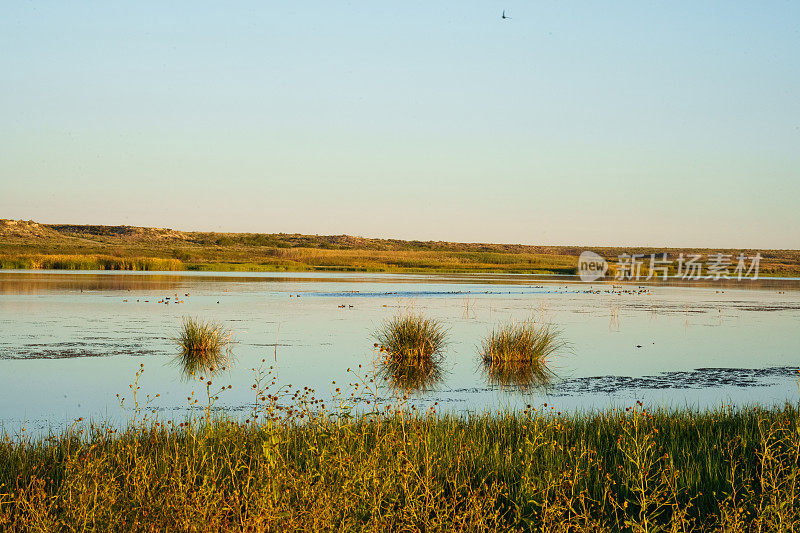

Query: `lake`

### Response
(1, 270, 799, 434)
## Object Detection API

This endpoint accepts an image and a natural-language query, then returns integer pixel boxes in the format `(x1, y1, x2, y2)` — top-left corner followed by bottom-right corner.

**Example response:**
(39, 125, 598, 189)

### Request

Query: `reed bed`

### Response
(0, 254, 183, 271)
(1, 395, 799, 531)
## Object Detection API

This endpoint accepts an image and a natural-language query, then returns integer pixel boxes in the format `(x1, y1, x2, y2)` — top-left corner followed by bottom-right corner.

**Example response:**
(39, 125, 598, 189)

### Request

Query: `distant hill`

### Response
(1, 219, 798, 276)
(0, 219, 64, 240)
(40, 221, 581, 254)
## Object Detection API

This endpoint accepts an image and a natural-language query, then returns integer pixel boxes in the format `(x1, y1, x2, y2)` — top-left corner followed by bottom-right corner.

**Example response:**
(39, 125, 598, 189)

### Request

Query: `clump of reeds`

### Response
(374, 313, 447, 392)
(175, 317, 232, 377)
(480, 320, 563, 390)
(0, 254, 184, 271)
(374, 313, 447, 362)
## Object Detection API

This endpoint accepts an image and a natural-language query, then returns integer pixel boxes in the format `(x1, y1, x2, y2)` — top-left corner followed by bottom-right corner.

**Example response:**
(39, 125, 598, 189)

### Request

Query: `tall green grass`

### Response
(1, 395, 799, 530)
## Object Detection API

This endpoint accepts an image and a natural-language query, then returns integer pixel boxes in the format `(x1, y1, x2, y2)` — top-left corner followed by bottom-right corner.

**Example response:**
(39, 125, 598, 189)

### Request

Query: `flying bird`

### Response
(502, 10, 511, 20)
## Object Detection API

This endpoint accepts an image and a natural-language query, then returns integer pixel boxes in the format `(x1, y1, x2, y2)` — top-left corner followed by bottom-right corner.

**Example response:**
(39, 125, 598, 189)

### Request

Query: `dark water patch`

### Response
(555, 366, 800, 395)
(309, 289, 547, 298)
(620, 301, 800, 315)
(444, 367, 800, 397)
(624, 303, 711, 314)
(738, 305, 800, 312)
(0, 341, 167, 360)
(248, 343, 293, 347)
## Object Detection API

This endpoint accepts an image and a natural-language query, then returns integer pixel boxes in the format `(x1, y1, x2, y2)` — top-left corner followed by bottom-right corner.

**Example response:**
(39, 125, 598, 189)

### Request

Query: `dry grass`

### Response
(0, 254, 183, 271)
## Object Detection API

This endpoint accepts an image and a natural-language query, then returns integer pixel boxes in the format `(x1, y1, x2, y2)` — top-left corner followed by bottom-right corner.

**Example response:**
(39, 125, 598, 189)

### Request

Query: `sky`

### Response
(1, 1, 798, 248)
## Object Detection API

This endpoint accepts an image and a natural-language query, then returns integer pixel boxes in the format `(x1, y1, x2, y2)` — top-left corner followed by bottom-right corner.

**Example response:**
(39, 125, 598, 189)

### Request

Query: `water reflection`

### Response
(481, 360, 555, 392)
(379, 353, 444, 393)
(4, 270, 799, 295)
(0, 272, 185, 293)
(175, 353, 232, 381)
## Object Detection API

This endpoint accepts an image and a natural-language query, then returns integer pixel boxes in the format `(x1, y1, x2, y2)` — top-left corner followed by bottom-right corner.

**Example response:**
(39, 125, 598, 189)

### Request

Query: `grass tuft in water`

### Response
(480, 320, 563, 390)
(374, 313, 447, 362)
(374, 313, 447, 393)
(175, 317, 232, 376)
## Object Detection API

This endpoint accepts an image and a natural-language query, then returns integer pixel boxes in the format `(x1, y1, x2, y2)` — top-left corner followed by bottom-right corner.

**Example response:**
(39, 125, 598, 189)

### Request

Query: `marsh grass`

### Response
(480, 320, 563, 390)
(374, 314, 447, 393)
(175, 317, 232, 377)
(374, 313, 447, 362)
(2, 390, 800, 530)
(0, 254, 183, 271)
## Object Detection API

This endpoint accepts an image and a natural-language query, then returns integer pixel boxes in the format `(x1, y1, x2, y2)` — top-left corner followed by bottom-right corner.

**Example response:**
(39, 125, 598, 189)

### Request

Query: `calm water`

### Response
(1, 270, 799, 433)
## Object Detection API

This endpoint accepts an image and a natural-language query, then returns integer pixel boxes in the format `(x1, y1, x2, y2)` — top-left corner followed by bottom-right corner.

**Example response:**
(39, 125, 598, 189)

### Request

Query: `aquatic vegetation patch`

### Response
(480, 320, 564, 366)
(479, 320, 562, 390)
(374, 313, 447, 393)
(554, 365, 800, 395)
(374, 313, 447, 362)
(175, 317, 232, 376)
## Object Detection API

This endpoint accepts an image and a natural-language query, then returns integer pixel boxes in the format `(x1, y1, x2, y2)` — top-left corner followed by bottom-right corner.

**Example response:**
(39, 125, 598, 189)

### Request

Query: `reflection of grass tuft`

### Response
(379, 353, 444, 393)
(484, 362, 554, 391)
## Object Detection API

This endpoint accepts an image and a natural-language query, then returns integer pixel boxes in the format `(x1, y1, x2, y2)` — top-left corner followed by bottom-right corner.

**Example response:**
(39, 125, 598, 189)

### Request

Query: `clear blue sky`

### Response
(1, 1, 798, 248)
